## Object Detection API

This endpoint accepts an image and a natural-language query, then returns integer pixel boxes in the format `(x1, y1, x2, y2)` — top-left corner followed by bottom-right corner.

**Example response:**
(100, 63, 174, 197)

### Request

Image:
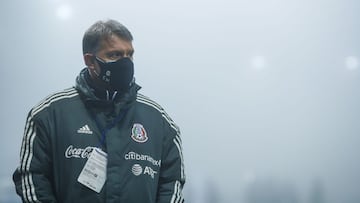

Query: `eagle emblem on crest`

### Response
(131, 123, 148, 143)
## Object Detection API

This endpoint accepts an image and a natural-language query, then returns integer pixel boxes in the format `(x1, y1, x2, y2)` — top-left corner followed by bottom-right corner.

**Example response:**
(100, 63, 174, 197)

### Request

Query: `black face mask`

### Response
(94, 57, 134, 92)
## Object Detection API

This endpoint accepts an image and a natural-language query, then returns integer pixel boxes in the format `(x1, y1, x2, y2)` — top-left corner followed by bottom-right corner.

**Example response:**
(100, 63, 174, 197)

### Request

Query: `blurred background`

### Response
(1, 0, 359, 202)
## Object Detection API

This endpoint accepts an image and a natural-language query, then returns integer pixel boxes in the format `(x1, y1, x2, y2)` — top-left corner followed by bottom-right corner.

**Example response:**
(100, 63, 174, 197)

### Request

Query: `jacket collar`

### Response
(75, 68, 141, 107)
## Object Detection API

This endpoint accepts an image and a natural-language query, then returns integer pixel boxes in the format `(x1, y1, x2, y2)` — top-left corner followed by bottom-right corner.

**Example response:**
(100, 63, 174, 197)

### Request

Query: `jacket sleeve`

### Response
(156, 126, 186, 203)
(13, 111, 57, 203)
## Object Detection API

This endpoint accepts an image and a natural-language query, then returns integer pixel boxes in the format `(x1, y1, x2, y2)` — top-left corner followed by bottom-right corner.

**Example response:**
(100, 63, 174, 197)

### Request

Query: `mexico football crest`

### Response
(131, 123, 148, 143)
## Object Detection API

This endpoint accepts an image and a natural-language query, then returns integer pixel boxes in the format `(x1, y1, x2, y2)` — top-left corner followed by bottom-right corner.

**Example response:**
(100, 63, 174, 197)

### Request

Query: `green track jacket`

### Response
(13, 68, 185, 203)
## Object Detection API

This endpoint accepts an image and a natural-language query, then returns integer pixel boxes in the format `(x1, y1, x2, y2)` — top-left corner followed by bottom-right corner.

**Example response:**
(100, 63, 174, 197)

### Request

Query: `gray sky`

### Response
(1, 0, 360, 202)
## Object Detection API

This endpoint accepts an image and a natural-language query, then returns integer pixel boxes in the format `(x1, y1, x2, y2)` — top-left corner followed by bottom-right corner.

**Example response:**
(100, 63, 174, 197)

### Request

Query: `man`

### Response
(13, 19, 185, 203)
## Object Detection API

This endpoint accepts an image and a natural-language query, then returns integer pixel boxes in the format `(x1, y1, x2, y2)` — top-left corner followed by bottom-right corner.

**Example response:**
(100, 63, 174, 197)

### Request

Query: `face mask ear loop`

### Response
(106, 90, 110, 100)
(93, 56, 104, 77)
(112, 91, 118, 101)
(87, 68, 99, 77)
(94, 69, 100, 77)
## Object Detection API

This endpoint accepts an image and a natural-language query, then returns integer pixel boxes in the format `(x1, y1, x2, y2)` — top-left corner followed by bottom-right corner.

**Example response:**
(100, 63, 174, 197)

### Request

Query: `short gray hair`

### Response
(82, 19, 133, 54)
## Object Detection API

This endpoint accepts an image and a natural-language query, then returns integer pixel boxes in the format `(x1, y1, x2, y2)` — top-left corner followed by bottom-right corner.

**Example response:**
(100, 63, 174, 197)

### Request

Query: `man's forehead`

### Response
(99, 34, 133, 48)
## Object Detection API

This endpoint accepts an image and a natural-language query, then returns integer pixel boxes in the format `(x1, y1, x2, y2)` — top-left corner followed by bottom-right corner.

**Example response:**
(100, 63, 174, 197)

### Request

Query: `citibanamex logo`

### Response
(65, 145, 94, 159)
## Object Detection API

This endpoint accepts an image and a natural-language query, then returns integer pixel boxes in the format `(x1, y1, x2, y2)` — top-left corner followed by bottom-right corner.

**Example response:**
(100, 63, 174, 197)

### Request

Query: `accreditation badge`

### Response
(77, 148, 107, 193)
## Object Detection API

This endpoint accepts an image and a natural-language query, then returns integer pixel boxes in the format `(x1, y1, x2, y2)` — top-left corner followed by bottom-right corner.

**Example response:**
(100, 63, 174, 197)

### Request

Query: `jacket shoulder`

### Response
(135, 93, 180, 135)
(29, 87, 79, 118)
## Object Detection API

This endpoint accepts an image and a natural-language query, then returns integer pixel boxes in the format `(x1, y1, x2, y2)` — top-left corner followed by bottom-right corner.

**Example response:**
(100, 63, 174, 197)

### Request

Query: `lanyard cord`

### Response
(92, 108, 128, 150)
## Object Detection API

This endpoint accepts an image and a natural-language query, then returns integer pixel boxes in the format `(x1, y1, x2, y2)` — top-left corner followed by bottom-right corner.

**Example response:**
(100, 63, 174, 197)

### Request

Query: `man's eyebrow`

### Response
(117, 49, 134, 56)
(106, 50, 123, 55)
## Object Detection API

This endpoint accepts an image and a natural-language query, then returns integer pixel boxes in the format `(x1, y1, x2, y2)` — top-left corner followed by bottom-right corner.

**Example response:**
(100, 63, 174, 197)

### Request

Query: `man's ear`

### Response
(84, 53, 95, 69)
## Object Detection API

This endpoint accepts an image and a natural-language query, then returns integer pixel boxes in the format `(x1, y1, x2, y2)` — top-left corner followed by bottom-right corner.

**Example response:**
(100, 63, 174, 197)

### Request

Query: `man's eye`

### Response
(108, 52, 122, 60)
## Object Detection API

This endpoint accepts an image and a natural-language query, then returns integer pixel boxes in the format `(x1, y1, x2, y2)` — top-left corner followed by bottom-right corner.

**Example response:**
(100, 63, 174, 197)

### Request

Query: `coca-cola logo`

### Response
(65, 145, 94, 159)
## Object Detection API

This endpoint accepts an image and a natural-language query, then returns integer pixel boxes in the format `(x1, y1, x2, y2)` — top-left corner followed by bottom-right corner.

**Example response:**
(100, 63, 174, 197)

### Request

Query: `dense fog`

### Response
(1, 0, 360, 202)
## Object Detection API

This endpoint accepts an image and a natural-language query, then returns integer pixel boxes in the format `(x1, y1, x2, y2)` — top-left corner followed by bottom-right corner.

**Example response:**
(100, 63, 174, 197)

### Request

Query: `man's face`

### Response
(94, 35, 134, 69)
(85, 35, 134, 85)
